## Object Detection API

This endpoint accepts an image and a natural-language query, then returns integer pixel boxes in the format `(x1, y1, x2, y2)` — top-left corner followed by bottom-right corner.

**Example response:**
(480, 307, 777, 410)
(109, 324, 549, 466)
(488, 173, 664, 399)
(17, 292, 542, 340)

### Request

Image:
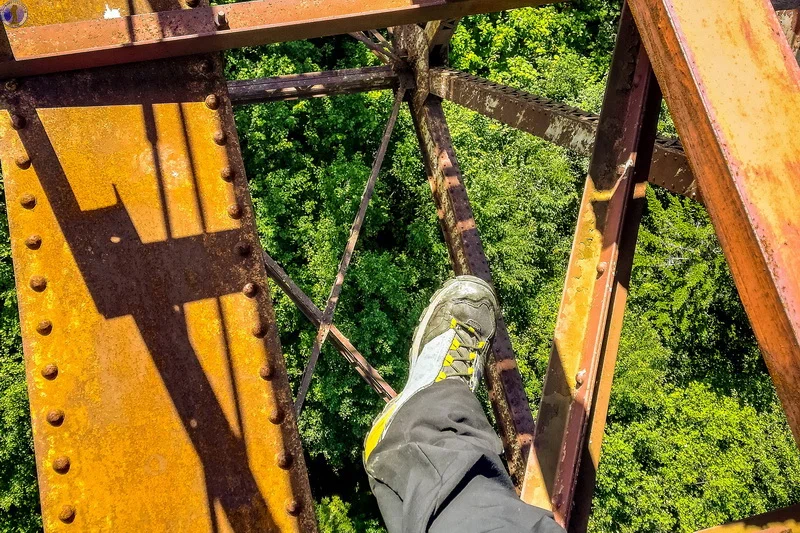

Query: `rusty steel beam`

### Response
(396, 22, 536, 487)
(0, 51, 316, 531)
(520, 6, 662, 528)
(696, 504, 800, 533)
(627, 0, 800, 446)
(0, 0, 556, 79)
(262, 252, 396, 402)
(228, 66, 400, 105)
(428, 67, 700, 202)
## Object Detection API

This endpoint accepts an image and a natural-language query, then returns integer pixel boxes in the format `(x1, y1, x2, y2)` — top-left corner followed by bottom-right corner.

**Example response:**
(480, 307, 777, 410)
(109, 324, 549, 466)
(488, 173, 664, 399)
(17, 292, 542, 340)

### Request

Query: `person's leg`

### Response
(362, 276, 564, 533)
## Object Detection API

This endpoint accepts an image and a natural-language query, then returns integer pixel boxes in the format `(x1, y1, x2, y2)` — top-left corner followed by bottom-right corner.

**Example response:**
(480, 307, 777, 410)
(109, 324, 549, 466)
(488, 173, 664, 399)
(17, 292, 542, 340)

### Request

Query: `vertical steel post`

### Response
(520, 6, 662, 528)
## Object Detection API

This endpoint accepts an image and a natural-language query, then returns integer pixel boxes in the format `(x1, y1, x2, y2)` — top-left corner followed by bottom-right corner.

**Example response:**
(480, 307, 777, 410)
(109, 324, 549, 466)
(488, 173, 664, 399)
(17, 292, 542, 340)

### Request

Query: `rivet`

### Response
(36, 320, 53, 335)
(235, 241, 251, 257)
(276, 451, 293, 469)
(10, 114, 26, 130)
(205, 94, 220, 110)
(575, 369, 587, 387)
(269, 406, 285, 424)
(15, 154, 31, 169)
(25, 235, 42, 250)
(252, 322, 268, 338)
(5, 79, 18, 92)
(596, 262, 608, 275)
(41, 364, 58, 380)
(227, 204, 243, 219)
(286, 499, 301, 516)
(220, 166, 235, 182)
(20, 193, 36, 209)
(259, 363, 274, 380)
(215, 10, 228, 29)
(47, 409, 65, 426)
(53, 456, 71, 474)
(243, 282, 258, 298)
(30, 276, 47, 292)
(213, 130, 227, 146)
(58, 505, 76, 523)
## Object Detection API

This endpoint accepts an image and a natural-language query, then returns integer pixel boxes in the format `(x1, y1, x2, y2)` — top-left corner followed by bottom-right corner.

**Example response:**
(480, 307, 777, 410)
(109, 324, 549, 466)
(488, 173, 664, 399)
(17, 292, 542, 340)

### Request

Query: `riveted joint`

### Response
(286, 499, 302, 516)
(47, 409, 65, 426)
(53, 456, 71, 474)
(41, 364, 58, 380)
(58, 505, 76, 523)
(242, 282, 258, 298)
(205, 94, 220, 110)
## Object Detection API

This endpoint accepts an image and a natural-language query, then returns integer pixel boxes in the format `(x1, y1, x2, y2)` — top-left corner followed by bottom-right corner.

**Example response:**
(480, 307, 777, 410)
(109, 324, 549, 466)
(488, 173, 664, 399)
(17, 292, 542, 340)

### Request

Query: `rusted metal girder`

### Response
(263, 252, 396, 402)
(696, 504, 800, 533)
(0, 0, 556, 79)
(428, 68, 699, 202)
(0, 0, 316, 525)
(397, 22, 536, 487)
(627, 0, 800, 446)
(520, 5, 662, 528)
(228, 66, 400, 105)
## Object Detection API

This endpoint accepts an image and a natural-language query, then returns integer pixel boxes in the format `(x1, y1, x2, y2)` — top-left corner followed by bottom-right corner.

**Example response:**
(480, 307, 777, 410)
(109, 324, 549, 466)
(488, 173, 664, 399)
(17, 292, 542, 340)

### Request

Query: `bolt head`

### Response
(20, 193, 36, 209)
(53, 456, 71, 474)
(15, 154, 31, 169)
(37, 320, 53, 335)
(215, 10, 228, 28)
(10, 114, 26, 130)
(205, 94, 220, 110)
(269, 406, 285, 424)
(25, 235, 42, 250)
(235, 241, 251, 257)
(596, 261, 608, 275)
(286, 499, 301, 516)
(41, 364, 58, 380)
(242, 282, 258, 298)
(252, 322, 268, 338)
(227, 204, 242, 219)
(276, 451, 293, 469)
(220, 166, 235, 182)
(47, 409, 65, 426)
(5, 79, 18, 92)
(575, 369, 587, 387)
(213, 130, 227, 146)
(58, 505, 76, 523)
(259, 363, 274, 380)
(30, 276, 47, 292)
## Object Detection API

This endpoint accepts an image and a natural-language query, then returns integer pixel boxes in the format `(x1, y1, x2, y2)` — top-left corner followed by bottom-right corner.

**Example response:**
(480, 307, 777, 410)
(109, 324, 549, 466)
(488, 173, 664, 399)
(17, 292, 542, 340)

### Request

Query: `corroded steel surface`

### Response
(696, 504, 800, 533)
(0, 0, 556, 79)
(228, 67, 399, 105)
(628, 0, 800, 446)
(521, 6, 662, 528)
(428, 67, 700, 202)
(0, 54, 315, 531)
(398, 23, 536, 486)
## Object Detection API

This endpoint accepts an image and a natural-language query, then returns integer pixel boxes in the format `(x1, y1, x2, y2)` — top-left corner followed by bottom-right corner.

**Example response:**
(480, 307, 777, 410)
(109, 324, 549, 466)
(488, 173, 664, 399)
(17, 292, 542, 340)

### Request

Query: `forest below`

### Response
(2, 1, 800, 531)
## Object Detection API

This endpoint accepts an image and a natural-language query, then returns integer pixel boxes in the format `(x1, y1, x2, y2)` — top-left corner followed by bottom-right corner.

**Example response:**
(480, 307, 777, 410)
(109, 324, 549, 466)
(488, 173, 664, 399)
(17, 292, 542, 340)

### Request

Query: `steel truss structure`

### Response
(2, 0, 800, 531)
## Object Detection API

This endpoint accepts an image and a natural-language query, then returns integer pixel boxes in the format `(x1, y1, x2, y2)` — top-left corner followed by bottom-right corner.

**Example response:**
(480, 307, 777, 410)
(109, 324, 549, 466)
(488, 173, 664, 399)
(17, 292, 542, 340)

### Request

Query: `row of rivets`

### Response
(205, 90, 303, 519)
(13, 112, 75, 524)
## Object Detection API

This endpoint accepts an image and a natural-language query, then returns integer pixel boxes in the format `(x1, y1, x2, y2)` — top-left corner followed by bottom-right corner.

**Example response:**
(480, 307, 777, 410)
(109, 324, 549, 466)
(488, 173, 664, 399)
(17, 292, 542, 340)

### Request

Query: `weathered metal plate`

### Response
(0, 55, 314, 531)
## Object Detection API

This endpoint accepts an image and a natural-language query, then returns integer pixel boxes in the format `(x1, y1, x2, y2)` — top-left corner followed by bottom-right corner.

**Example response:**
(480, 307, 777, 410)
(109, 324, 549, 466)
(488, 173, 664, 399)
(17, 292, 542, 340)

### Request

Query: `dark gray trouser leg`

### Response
(365, 379, 566, 533)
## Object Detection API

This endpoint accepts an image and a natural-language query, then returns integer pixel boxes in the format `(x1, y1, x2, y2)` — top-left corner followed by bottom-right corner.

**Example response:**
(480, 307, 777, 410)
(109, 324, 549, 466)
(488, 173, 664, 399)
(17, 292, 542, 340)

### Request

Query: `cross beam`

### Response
(0, 0, 556, 79)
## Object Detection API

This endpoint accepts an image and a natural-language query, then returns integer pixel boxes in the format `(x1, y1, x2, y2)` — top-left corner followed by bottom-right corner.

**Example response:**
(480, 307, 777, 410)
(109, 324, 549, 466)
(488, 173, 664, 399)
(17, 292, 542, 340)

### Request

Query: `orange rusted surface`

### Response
(0, 13, 314, 529)
(696, 504, 800, 533)
(521, 7, 662, 527)
(628, 0, 800, 446)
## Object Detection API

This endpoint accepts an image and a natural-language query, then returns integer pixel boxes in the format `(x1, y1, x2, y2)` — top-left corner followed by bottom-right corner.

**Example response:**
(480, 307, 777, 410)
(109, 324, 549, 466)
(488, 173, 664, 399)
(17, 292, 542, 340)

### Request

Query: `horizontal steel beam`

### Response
(428, 68, 700, 202)
(696, 503, 800, 532)
(0, 0, 555, 79)
(228, 66, 399, 105)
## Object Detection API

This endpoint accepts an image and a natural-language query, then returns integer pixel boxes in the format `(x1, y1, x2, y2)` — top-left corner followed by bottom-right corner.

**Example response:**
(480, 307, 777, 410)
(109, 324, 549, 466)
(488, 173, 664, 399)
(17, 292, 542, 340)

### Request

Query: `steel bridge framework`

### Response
(2, 0, 800, 531)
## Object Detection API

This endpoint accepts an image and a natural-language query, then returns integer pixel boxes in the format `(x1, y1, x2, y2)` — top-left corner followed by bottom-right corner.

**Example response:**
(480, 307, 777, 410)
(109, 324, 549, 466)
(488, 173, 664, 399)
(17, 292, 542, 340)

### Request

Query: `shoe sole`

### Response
(408, 275, 498, 367)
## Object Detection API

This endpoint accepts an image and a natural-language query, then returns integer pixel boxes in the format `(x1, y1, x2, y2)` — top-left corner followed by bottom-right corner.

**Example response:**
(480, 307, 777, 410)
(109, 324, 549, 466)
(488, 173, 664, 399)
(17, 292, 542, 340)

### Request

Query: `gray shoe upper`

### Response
(410, 275, 499, 388)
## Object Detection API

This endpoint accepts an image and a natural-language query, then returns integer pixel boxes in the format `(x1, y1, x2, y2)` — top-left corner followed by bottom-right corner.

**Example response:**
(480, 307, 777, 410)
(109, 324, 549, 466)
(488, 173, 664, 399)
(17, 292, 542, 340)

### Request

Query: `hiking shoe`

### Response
(364, 275, 499, 463)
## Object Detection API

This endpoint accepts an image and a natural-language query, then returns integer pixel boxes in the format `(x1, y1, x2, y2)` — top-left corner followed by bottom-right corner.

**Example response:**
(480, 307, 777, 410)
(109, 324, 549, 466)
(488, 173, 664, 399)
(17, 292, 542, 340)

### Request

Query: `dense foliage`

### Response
(1, 1, 799, 531)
